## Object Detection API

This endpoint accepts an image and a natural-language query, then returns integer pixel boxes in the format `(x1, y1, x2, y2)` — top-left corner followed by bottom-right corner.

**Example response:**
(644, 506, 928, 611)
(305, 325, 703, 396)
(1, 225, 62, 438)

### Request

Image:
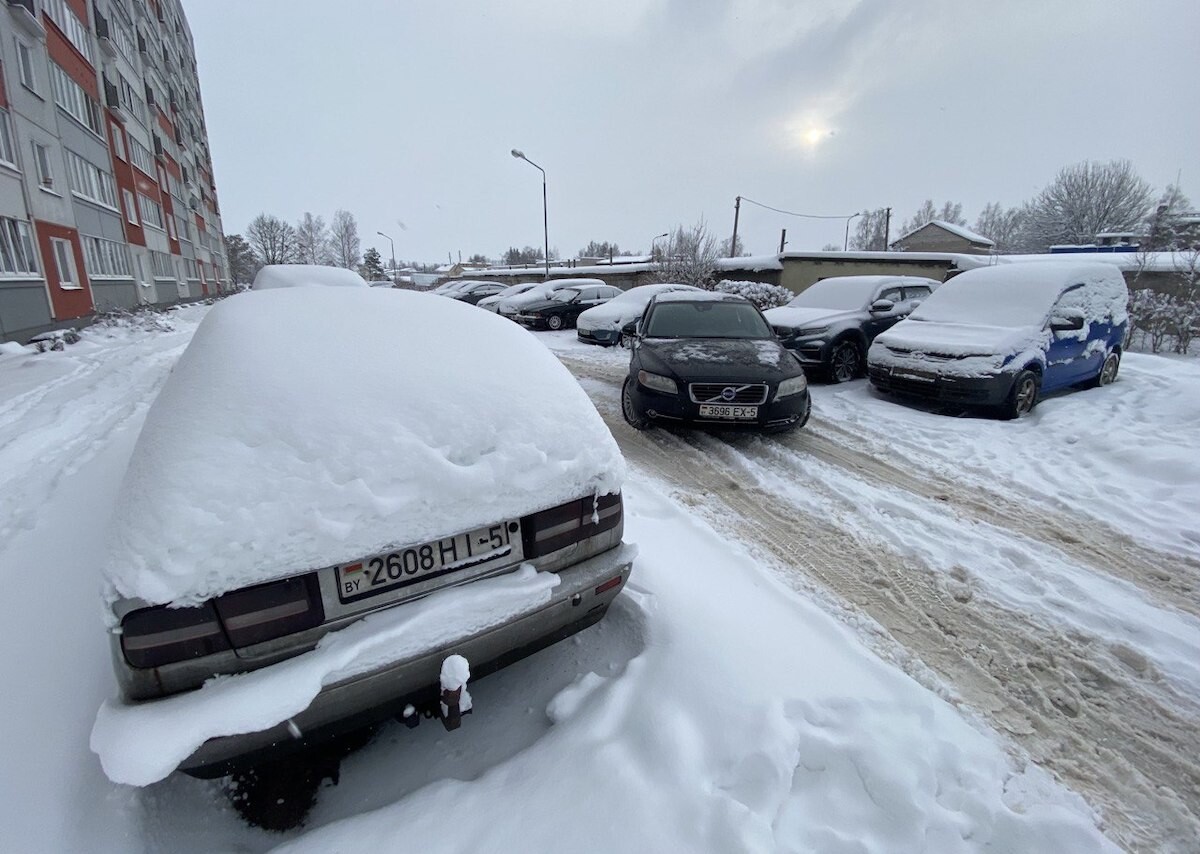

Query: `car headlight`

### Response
(775, 373, 808, 400)
(795, 325, 830, 337)
(638, 370, 678, 395)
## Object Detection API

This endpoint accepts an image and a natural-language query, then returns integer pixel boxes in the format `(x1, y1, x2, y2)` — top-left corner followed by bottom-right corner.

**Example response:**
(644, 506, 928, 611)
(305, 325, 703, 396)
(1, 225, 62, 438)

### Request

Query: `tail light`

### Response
(120, 602, 231, 669)
(523, 492, 622, 558)
(212, 573, 324, 648)
(120, 574, 324, 668)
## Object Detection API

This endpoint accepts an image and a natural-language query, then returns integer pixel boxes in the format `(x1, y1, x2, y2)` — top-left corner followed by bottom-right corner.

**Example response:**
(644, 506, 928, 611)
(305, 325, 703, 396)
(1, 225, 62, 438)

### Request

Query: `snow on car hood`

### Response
(874, 320, 1039, 358)
(251, 264, 368, 290)
(762, 306, 851, 329)
(103, 288, 624, 609)
(577, 285, 697, 332)
(646, 338, 795, 374)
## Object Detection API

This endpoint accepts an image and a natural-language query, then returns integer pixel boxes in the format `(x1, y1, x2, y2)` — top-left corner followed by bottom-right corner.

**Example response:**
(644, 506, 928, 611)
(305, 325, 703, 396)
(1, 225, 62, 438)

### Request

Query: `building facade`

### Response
(1, 0, 227, 343)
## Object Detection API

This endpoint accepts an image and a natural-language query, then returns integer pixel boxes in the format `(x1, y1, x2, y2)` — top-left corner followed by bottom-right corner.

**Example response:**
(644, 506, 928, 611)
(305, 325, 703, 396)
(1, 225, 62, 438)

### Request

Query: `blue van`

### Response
(867, 262, 1129, 419)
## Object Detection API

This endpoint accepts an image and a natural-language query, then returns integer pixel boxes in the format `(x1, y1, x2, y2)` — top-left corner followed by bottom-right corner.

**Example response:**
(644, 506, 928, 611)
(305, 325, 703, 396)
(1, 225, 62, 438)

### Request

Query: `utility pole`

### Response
(730, 196, 741, 258)
(779, 228, 787, 253)
(882, 207, 892, 251)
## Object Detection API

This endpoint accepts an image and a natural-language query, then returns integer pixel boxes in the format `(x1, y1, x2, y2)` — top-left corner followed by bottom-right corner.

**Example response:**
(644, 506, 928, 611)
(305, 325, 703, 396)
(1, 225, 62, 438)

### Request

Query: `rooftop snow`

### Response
(103, 288, 624, 607)
(895, 220, 996, 247)
(250, 264, 368, 290)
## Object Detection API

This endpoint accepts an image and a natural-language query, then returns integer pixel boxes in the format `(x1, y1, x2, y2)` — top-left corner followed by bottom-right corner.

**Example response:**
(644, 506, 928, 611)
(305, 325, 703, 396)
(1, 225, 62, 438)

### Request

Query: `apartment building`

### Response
(1, 0, 228, 343)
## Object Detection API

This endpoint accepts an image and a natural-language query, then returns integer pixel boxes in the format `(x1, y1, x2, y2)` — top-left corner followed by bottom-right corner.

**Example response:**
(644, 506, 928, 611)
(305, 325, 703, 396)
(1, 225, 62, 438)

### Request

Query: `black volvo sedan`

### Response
(620, 292, 811, 433)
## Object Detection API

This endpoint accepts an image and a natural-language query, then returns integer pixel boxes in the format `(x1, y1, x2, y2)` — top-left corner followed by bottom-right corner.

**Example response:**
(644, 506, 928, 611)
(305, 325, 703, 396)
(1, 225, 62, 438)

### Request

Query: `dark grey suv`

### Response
(764, 275, 940, 382)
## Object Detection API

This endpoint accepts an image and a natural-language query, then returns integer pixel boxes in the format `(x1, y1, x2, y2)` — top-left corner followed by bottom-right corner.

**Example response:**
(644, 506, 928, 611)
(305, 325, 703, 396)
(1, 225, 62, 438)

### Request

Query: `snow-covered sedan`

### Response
(92, 278, 633, 827)
(868, 262, 1129, 419)
(514, 283, 623, 330)
(576, 282, 700, 346)
(764, 275, 939, 382)
(494, 278, 606, 319)
(621, 292, 811, 433)
(476, 281, 539, 312)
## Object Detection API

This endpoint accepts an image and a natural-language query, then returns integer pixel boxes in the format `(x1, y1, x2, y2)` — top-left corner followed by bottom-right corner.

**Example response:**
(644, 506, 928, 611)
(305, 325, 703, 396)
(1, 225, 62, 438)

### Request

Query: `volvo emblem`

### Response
(721, 387, 736, 401)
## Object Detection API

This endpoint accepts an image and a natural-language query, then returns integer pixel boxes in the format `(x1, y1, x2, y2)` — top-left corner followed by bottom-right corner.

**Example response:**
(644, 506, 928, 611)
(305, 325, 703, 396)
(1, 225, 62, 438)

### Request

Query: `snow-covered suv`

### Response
(868, 262, 1128, 418)
(92, 280, 632, 825)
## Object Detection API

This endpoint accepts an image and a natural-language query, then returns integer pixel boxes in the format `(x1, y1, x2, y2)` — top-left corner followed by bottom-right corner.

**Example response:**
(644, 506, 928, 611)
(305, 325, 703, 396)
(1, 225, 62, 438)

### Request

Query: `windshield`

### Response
(910, 272, 1060, 328)
(645, 302, 772, 339)
(786, 277, 881, 311)
(551, 288, 580, 303)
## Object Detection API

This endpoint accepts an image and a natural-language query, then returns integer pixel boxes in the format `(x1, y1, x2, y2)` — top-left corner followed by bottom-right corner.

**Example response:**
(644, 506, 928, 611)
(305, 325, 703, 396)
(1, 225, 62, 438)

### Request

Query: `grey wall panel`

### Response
(91, 280, 139, 312)
(0, 281, 52, 341)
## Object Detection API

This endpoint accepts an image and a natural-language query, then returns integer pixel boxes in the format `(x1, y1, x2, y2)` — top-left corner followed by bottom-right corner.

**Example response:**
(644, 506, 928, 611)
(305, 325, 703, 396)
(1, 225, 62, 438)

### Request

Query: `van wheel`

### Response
(1000, 370, 1040, 420)
(1089, 351, 1120, 387)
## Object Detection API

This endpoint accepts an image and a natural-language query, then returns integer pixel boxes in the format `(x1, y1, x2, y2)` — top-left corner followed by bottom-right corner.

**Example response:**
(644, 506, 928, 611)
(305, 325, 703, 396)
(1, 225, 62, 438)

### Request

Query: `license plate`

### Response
(335, 520, 520, 603)
(698, 404, 759, 420)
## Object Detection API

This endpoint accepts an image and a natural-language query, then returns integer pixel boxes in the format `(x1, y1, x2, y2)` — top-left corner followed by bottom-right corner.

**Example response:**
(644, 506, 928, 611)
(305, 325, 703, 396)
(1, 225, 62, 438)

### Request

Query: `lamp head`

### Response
(511, 149, 525, 159)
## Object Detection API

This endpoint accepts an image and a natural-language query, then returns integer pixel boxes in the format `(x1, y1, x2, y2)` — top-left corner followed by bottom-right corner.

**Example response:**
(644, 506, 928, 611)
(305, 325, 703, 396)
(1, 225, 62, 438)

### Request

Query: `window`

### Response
(50, 238, 79, 289)
(32, 142, 54, 189)
(138, 193, 164, 230)
(150, 250, 174, 279)
(16, 41, 38, 94)
(129, 137, 155, 176)
(903, 286, 932, 300)
(0, 218, 41, 277)
(0, 110, 15, 167)
(110, 126, 127, 162)
(65, 150, 119, 208)
(117, 74, 147, 125)
(122, 189, 139, 226)
(49, 63, 103, 135)
(82, 235, 132, 278)
(44, 0, 94, 64)
(165, 215, 176, 240)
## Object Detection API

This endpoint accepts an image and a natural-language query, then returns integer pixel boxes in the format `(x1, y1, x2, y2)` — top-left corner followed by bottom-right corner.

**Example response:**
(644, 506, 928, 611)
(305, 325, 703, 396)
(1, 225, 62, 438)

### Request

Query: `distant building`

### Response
(1, 0, 228, 343)
(890, 220, 996, 255)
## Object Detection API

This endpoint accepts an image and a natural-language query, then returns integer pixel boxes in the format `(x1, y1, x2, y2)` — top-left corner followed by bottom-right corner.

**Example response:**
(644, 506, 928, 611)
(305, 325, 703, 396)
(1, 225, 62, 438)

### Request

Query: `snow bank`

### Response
(92, 566, 557, 785)
(103, 287, 624, 608)
(250, 265, 368, 290)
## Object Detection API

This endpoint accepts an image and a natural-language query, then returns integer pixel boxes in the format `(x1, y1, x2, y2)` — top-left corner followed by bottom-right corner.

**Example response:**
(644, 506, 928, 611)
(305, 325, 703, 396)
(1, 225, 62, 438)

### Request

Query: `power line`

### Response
(739, 196, 856, 220)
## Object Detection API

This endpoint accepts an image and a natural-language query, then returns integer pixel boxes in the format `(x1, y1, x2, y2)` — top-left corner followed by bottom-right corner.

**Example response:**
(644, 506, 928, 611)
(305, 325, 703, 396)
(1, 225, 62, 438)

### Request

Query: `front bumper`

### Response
(868, 364, 1011, 406)
(779, 336, 832, 370)
(629, 378, 810, 430)
(515, 314, 551, 329)
(577, 327, 619, 345)
(177, 542, 634, 777)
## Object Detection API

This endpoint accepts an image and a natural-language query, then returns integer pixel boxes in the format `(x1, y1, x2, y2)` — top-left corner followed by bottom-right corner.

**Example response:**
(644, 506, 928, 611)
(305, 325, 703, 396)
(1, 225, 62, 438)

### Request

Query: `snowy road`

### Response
(0, 308, 1196, 853)
(553, 338, 1200, 852)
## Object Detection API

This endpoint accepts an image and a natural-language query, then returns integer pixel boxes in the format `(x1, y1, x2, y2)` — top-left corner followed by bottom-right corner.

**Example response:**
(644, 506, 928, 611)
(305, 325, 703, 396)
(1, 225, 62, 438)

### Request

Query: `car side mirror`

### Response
(621, 320, 639, 337)
(869, 299, 895, 314)
(772, 326, 792, 339)
(1049, 310, 1085, 332)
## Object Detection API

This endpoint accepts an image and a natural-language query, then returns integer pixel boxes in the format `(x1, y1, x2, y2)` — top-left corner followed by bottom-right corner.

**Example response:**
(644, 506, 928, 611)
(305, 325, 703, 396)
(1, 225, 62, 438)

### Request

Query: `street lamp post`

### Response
(376, 231, 396, 284)
(650, 232, 669, 260)
(511, 149, 550, 278)
(843, 213, 862, 251)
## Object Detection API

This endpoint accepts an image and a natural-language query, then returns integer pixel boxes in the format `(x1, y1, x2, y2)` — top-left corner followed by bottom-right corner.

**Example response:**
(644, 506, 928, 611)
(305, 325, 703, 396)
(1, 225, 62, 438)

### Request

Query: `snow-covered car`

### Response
(577, 282, 700, 346)
(868, 262, 1129, 418)
(764, 275, 940, 383)
(251, 264, 369, 290)
(495, 278, 606, 319)
(621, 292, 811, 433)
(92, 287, 633, 824)
(446, 281, 508, 305)
(514, 283, 623, 330)
(368, 280, 396, 288)
(476, 282, 539, 312)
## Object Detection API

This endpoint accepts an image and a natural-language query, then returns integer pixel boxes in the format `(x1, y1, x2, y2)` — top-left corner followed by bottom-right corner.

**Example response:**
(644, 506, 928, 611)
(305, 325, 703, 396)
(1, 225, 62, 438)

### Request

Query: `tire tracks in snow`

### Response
(562, 353, 1200, 852)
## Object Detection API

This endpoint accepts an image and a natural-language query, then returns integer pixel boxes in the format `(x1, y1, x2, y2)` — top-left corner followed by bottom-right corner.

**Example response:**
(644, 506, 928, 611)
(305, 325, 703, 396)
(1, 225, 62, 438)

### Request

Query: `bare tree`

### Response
(899, 200, 966, 236)
(655, 219, 720, 288)
(294, 213, 332, 265)
(329, 209, 361, 269)
(849, 208, 889, 251)
(1023, 159, 1153, 251)
(223, 233, 260, 285)
(247, 214, 296, 265)
(972, 202, 1029, 253)
(1145, 184, 1194, 250)
(718, 233, 747, 257)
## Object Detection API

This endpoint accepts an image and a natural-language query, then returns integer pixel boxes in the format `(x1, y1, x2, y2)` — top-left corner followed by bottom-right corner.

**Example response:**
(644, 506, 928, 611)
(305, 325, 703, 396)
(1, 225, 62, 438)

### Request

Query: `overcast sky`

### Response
(182, 0, 1200, 263)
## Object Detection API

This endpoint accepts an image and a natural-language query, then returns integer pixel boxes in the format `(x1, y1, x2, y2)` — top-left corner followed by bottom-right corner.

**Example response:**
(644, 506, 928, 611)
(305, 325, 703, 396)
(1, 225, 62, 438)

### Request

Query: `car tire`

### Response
(621, 377, 652, 430)
(1089, 351, 1120, 388)
(1000, 369, 1040, 420)
(829, 340, 862, 384)
(548, 315, 564, 331)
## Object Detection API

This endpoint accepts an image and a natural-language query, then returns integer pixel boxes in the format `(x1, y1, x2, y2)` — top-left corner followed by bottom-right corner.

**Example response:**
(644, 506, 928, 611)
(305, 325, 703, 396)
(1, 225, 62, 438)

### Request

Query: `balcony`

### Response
(95, 11, 119, 60)
(6, 0, 47, 39)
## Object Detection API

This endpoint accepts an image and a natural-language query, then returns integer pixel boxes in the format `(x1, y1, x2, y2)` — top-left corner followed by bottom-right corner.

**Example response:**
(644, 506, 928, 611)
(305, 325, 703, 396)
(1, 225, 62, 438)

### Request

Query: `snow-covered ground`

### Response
(0, 311, 1196, 852)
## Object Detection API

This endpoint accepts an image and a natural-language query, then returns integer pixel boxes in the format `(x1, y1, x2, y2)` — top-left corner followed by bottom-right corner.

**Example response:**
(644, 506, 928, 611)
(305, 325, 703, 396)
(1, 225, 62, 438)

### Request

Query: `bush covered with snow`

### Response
(93, 306, 177, 336)
(1127, 289, 1199, 355)
(715, 279, 794, 310)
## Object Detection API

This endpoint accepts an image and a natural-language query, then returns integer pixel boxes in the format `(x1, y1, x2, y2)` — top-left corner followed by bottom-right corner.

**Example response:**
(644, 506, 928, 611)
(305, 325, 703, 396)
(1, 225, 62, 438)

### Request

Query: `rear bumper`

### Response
(178, 543, 634, 777)
(868, 365, 1010, 406)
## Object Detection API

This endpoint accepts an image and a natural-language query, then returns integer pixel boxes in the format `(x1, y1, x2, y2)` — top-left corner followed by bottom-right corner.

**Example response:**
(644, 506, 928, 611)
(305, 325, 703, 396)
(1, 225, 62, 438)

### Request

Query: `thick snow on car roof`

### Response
(910, 262, 1127, 329)
(250, 264, 368, 290)
(653, 290, 746, 303)
(103, 288, 624, 608)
